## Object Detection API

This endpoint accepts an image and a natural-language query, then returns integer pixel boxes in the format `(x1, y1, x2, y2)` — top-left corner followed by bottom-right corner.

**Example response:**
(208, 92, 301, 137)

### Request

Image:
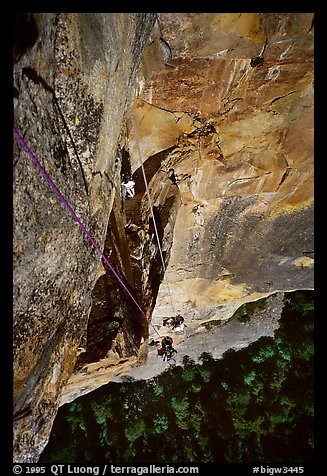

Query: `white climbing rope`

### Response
(128, 104, 177, 320)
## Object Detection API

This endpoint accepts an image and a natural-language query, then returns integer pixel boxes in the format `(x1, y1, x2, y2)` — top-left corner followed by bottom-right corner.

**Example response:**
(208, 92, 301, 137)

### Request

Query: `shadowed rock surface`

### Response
(13, 12, 156, 462)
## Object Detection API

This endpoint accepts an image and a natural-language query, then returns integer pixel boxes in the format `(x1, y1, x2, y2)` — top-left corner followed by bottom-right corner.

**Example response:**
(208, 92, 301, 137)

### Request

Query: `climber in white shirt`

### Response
(122, 173, 135, 198)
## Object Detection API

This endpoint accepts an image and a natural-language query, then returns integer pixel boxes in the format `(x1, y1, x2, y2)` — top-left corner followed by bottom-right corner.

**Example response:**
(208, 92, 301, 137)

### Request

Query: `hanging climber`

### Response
(122, 173, 135, 198)
(162, 315, 185, 332)
(161, 335, 173, 349)
(157, 335, 177, 362)
(168, 168, 177, 185)
(172, 314, 185, 331)
(162, 317, 175, 328)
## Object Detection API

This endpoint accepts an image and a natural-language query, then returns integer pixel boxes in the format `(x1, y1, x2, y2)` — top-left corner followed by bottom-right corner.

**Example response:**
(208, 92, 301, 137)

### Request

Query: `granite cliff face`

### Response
(13, 12, 157, 462)
(13, 13, 313, 462)
(133, 12, 314, 335)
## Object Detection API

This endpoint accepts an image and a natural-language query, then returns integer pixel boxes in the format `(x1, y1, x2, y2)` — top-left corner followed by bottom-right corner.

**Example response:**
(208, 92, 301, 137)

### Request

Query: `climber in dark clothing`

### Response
(161, 336, 173, 349)
(163, 317, 174, 328)
(172, 315, 185, 331)
(158, 336, 177, 362)
(168, 168, 177, 185)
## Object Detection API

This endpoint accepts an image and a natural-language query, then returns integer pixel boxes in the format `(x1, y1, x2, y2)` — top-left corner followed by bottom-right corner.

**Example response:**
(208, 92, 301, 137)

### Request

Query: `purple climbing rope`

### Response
(13, 127, 160, 337)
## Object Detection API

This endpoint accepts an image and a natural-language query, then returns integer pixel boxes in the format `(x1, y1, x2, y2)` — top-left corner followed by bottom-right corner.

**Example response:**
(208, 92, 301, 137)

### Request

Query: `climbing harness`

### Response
(128, 105, 177, 319)
(13, 127, 161, 338)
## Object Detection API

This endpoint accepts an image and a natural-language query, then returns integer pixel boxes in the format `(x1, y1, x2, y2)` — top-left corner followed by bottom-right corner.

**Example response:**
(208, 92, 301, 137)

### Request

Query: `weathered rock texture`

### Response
(13, 13, 314, 463)
(127, 13, 314, 340)
(61, 12, 314, 402)
(13, 12, 156, 462)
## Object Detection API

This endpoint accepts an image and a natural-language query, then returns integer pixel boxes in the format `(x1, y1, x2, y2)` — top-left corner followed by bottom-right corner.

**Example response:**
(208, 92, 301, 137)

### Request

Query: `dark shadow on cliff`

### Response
(13, 13, 39, 63)
(122, 146, 180, 315)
